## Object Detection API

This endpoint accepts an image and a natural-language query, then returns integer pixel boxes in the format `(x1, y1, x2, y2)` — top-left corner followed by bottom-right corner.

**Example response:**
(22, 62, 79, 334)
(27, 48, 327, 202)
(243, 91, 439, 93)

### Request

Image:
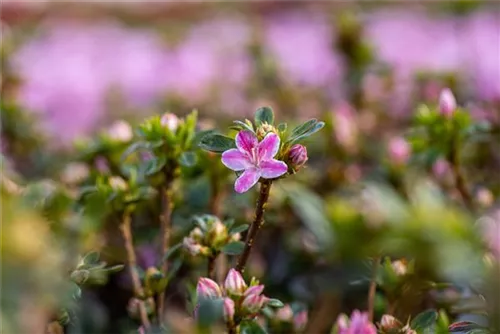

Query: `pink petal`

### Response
(236, 131, 258, 155)
(234, 168, 261, 193)
(260, 159, 288, 179)
(258, 133, 281, 160)
(221, 149, 252, 171)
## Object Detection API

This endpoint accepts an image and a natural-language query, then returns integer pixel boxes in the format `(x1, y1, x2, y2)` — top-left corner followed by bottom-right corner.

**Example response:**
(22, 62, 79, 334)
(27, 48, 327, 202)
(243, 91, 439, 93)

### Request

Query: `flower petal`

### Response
(234, 168, 261, 193)
(236, 131, 258, 155)
(260, 159, 288, 179)
(258, 133, 280, 160)
(221, 149, 252, 171)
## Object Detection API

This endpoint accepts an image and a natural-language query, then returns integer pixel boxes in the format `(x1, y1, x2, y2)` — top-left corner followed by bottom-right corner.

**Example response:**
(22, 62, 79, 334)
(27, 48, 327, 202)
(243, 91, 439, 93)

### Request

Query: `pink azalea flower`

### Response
(221, 131, 288, 193)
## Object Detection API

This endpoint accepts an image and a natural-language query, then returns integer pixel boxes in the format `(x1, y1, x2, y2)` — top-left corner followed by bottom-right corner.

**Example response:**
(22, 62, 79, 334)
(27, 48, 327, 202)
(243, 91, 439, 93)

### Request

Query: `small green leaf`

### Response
(106, 264, 125, 273)
(83, 251, 100, 265)
(179, 151, 197, 167)
(277, 123, 287, 132)
(229, 224, 249, 234)
(162, 243, 182, 262)
(121, 141, 149, 160)
(233, 120, 255, 133)
(223, 218, 235, 230)
(411, 309, 438, 331)
(288, 121, 325, 144)
(240, 320, 268, 334)
(255, 106, 274, 126)
(144, 156, 167, 176)
(199, 133, 235, 153)
(266, 298, 284, 308)
(221, 241, 245, 255)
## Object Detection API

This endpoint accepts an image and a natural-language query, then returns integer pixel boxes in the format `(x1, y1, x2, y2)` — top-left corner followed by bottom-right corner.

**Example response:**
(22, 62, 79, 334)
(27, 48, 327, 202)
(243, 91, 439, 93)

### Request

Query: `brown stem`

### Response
(207, 254, 218, 280)
(304, 293, 340, 334)
(367, 256, 380, 322)
(449, 142, 474, 211)
(157, 176, 174, 325)
(235, 180, 272, 273)
(209, 171, 224, 217)
(119, 212, 151, 330)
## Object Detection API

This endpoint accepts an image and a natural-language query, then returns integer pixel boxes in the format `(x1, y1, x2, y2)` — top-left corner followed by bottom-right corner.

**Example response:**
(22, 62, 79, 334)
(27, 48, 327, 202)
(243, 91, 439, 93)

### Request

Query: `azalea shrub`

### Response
(1, 2, 500, 334)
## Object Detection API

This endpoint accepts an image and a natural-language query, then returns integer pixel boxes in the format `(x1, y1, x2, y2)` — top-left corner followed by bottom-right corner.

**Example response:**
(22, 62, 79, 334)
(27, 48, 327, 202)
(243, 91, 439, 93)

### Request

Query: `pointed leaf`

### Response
(229, 224, 249, 234)
(221, 241, 245, 255)
(411, 309, 438, 331)
(179, 151, 197, 167)
(83, 251, 100, 265)
(233, 120, 255, 133)
(266, 298, 284, 308)
(255, 107, 274, 126)
(240, 320, 268, 334)
(199, 133, 235, 153)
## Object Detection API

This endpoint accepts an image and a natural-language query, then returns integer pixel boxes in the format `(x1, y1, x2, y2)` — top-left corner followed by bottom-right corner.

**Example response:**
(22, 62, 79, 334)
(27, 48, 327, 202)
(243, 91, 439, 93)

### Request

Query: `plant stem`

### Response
(235, 180, 272, 273)
(367, 256, 380, 322)
(119, 212, 151, 330)
(449, 141, 474, 211)
(157, 174, 174, 324)
(207, 254, 217, 280)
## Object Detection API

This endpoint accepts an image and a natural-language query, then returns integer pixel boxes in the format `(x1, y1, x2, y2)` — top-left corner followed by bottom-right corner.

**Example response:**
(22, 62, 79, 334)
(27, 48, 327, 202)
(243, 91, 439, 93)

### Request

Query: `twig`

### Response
(119, 212, 151, 330)
(449, 142, 474, 211)
(235, 180, 272, 273)
(207, 254, 217, 280)
(368, 256, 381, 322)
(157, 175, 174, 324)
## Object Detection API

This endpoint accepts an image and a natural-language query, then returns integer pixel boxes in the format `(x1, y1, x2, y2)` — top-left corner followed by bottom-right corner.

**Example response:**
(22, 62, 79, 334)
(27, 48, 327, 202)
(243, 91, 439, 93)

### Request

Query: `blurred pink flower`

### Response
(336, 310, 377, 334)
(264, 12, 342, 87)
(388, 137, 411, 165)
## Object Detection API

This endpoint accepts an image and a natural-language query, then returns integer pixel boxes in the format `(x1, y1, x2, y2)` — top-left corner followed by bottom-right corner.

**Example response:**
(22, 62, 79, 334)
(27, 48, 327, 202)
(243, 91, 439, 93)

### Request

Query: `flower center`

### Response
(249, 147, 260, 167)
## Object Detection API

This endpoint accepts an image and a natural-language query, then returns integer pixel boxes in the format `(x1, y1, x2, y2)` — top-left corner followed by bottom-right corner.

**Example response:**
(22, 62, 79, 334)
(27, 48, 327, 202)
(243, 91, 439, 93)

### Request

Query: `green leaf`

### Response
(196, 298, 224, 327)
(287, 119, 325, 144)
(449, 321, 489, 333)
(223, 218, 235, 230)
(255, 106, 274, 126)
(166, 257, 183, 282)
(266, 298, 284, 308)
(144, 156, 167, 176)
(221, 241, 245, 255)
(162, 243, 182, 262)
(229, 224, 249, 234)
(233, 120, 255, 133)
(411, 309, 438, 331)
(199, 133, 235, 153)
(277, 123, 287, 132)
(289, 121, 325, 144)
(179, 151, 197, 167)
(121, 141, 149, 160)
(105, 264, 125, 273)
(83, 251, 100, 265)
(240, 320, 268, 334)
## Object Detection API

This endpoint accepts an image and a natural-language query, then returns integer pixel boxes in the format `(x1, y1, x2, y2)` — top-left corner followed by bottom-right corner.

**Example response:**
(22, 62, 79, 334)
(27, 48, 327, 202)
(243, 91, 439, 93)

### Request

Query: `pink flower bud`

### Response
(335, 314, 349, 331)
(293, 310, 308, 331)
(439, 88, 457, 117)
(244, 284, 264, 297)
(242, 293, 266, 313)
(108, 120, 133, 142)
(223, 297, 235, 322)
(432, 158, 450, 179)
(275, 304, 293, 322)
(379, 314, 403, 331)
(161, 113, 180, 132)
(388, 137, 410, 165)
(391, 260, 408, 276)
(183, 237, 202, 256)
(224, 269, 247, 295)
(196, 277, 222, 299)
(289, 144, 308, 169)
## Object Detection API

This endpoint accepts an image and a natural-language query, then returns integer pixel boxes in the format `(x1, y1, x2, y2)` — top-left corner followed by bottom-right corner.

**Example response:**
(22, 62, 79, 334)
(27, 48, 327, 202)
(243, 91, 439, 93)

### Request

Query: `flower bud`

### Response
(61, 163, 89, 185)
(223, 297, 235, 322)
(209, 220, 228, 248)
(108, 120, 133, 142)
(242, 293, 266, 313)
(391, 260, 408, 276)
(95, 156, 110, 174)
(288, 144, 308, 170)
(335, 314, 349, 331)
(388, 137, 410, 165)
(145, 267, 166, 294)
(256, 123, 276, 140)
(109, 176, 128, 191)
(161, 113, 180, 132)
(379, 314, 403, 332)
(196, 277, 222, 299)
(244, 284, 264, 297)
(293, 310, 308, 331)
(275, 304, 293, 322)
(439, 88, 457, 117)
(224, 269, 247, 296)
(190, 227, 203, 241)
(183, 237, 202, 256)
(230, 233, 241, 242)
(70, 269, 90, 285)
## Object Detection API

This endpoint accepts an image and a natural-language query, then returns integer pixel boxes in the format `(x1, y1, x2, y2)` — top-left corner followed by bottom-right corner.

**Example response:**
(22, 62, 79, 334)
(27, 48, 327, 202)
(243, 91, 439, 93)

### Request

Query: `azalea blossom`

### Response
(221, 131, 288, 193)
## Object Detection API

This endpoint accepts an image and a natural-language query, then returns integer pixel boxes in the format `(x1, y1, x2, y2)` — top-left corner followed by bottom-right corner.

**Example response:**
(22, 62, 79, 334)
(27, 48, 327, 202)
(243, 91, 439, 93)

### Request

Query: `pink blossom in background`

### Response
(12, 21, 171, 143)
(264, 12, 342, 88)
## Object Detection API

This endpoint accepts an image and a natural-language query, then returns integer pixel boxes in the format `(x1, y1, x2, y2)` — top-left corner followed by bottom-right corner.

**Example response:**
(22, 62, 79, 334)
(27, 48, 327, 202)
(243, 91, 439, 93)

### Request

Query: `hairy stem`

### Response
(157, 174, 174, 324)
(235, 180, 272, 273)
(367, 256, 380, 322)
(119, 212, 151, 330)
